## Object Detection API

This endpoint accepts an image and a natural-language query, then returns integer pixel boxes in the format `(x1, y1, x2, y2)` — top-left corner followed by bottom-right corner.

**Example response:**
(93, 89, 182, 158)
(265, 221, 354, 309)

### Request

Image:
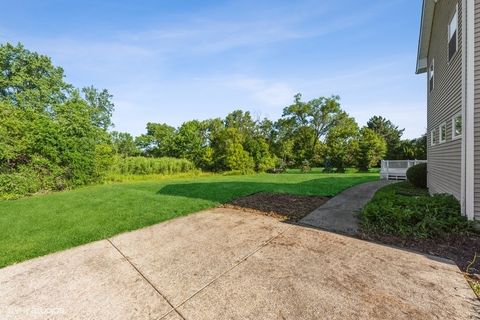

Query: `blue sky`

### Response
(1, 0, 426, 138)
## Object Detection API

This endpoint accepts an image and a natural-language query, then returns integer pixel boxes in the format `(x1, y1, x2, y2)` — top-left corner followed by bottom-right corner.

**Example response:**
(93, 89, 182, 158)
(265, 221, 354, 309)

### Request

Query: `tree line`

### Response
(0, 43, 426, 198)
(112, 95, 426, 173)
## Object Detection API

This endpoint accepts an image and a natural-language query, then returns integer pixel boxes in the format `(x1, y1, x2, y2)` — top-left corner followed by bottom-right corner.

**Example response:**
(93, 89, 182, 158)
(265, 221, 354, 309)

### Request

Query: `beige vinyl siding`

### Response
(474, 0, 480, 220)
(427, 0, 463, 200)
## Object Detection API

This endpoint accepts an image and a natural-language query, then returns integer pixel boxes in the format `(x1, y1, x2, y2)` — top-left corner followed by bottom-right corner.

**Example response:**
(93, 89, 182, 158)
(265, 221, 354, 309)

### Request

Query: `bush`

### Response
(110, 156, 196, 175)
(301, 159, 311, 173)
(0, 171, 41, 200)
(406, 163, 427, 188)
(361, 182, 473, 238)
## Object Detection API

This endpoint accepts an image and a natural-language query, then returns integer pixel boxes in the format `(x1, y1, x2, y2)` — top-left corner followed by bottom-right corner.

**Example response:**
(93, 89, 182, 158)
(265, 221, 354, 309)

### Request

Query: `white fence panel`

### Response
(380, 160, 427, 181)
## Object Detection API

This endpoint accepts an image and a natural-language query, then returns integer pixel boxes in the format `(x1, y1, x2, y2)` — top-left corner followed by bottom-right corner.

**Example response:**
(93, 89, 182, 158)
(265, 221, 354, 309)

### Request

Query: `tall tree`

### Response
(355, 127, 387, 171)
(135, 123, 176, 157)
(110, 131, 139, 157)
(281, 93, 343, 164)
(173, 120, 209, 167)
(400, 134, 427, 160)
(82, 86, 115, 130)
(324, 113, 359, 172)
(0, 43, 69, 110)
(0, 43, 114, 198)
(367, 116, 404, 159)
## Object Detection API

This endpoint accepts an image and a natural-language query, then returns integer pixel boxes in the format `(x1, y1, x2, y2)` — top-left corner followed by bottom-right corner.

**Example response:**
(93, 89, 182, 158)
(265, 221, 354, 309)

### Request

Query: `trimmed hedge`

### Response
(406, 163, 427, 188)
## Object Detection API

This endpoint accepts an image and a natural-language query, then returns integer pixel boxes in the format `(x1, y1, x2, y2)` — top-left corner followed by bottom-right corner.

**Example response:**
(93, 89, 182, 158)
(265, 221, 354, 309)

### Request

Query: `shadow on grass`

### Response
(156, 176, 375, 203)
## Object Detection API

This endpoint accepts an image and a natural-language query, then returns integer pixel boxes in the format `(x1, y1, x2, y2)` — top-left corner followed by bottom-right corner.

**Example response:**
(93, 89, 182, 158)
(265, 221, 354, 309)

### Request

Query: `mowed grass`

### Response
(0, 170, 378, 268)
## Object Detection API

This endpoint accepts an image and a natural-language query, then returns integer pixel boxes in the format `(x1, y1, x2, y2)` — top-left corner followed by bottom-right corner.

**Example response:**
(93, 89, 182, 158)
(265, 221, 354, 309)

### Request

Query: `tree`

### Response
(355, 127, 387, 171)
(82, 86, 115, 130)
(400, 134, 427, 160)
(173, 120, 209, 167)
(324, 113, 359, 172)
(220, 128, 254, 173)
(245, 138, 277, 172)
(0, 43, 114, 198)
(0, 43, 69, 110)
(367, 116, 404, 159)
(136, 123, 176, 157)
(225, 110, 255, 137)
(110, 131, 139, 157)
(281, 93, 343, 165)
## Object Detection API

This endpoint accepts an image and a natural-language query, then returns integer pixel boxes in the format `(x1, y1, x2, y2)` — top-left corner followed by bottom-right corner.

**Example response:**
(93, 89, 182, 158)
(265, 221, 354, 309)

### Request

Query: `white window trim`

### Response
(439, 122, 447, 144)
(452, 112, 462, 140)
(448, 4, 459, 62)
(431, 129, 436, 146)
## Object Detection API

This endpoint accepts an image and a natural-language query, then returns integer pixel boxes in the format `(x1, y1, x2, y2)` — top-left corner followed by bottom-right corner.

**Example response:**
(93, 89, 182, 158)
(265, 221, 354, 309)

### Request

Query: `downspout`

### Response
(463, 0, 475, 220)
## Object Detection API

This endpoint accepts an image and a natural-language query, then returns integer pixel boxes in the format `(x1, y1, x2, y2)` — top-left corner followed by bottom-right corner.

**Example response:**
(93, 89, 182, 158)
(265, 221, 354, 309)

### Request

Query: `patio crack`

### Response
(106, 238, 187, 320)
(158, 226, 293, 319)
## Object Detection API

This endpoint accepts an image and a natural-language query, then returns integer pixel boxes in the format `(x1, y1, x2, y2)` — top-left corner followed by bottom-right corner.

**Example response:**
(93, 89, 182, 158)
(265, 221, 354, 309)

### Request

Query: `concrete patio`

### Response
(0, 208, 478, 320)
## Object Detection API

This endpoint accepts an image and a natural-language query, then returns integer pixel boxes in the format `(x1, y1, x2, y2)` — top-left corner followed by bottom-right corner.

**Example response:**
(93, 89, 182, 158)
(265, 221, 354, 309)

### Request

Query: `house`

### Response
(416, 0, 478, 221)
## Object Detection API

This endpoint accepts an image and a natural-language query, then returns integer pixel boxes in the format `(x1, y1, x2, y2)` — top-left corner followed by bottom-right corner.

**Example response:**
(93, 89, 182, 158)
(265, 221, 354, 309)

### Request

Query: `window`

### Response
(448, 6, 458, 61)
(429, 60, 434, 92)
(431, 129, 436, 146)
(452, 113, 462, 139)
(439, 123, 447, 143)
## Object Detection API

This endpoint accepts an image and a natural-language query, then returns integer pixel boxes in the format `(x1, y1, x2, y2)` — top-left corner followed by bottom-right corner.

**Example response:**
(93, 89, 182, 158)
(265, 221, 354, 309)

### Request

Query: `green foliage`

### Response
(0, 42, 429, 201)
(136, 122, 176, 157)
(401, 134, 427, 160)
(281, 93, 343, 165)
(367, 116, 404, 160)
(301, 159, 311, 173)
(110, 131, 140, 157)
(110, 156, 196, 175)
(0, 43, 69, 109)
(82, 86, 114, 130)
(0, 43, 114, 199)
(0, 170, 40, 200)
(355, 127, 387, 171)
(471, 281, 480, 297)
(245, 138, 277, 172)
(406, 163, 427, 188)
(225, 141, 254, 174)
(361, 182, 473, 238)
(127, 95, 426, 176)
(324, 113, 358, 172)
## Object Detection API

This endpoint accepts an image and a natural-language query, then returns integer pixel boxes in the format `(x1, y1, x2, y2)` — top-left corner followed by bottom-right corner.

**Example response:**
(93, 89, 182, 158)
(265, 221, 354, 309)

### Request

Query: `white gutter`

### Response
(464, 0, 475, 220)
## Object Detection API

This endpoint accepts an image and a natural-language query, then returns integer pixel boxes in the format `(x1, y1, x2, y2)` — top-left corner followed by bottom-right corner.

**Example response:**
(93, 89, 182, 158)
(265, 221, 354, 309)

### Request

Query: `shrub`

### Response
(0, 172, 39, 200)
(225, 142, 254, 174)
(406, 163, 427, 188)
(361, 182, 473, 238)
(301, 159, 311, 173)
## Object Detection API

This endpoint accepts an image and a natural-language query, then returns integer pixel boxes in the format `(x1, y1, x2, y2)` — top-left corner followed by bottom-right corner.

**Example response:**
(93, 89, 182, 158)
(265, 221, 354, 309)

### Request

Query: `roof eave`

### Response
(416, 0, 436, 74)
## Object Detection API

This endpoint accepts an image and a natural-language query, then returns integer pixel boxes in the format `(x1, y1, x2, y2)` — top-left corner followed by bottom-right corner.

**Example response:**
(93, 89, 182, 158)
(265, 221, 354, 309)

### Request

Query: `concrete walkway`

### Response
(300, 180, 394, 234)
(1, 208, 478, 320)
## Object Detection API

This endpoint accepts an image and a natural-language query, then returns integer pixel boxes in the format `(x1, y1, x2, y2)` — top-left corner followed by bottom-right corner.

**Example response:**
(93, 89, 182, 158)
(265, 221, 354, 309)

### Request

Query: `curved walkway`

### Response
(300, 179, 395, 235)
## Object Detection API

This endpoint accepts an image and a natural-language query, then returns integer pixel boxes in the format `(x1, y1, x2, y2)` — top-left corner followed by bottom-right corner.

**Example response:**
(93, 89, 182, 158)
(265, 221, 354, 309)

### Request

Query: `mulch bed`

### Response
(222, 192, 330, 222)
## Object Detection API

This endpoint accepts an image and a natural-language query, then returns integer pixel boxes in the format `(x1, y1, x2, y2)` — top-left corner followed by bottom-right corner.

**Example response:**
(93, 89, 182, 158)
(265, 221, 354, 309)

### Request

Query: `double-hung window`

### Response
(452, 113, 462, 139)
(448, 6, 458, 61)
(439, 123, 447, 144)
(431, 129, 436, 146)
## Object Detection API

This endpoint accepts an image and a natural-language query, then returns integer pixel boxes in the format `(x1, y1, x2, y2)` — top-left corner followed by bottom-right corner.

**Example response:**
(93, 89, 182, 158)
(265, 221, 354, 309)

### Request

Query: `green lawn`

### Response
(0, 170, 378, 268)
